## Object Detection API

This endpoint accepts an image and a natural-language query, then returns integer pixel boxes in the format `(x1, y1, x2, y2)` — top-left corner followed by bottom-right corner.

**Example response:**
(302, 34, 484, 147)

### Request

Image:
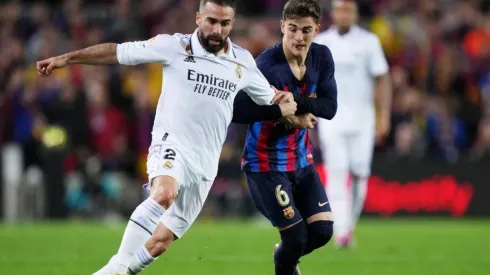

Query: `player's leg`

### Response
(318, 127, 351, 246)
(126, 174, 213, 274)
(293, 165, 334, 256)
(246, 171, 307, 275)
(348, 125, 375, 234)
(92, 145, 182, 275)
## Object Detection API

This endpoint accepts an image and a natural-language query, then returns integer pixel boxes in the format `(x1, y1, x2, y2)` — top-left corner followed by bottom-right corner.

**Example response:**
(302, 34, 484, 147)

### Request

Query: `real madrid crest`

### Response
(235, 64, 242, 79)
(163, 161, 173, 169)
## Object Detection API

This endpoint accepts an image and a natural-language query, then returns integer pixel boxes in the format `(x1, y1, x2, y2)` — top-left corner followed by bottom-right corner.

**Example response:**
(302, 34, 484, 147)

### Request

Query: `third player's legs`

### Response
(319, 127, 352, 246)
(347, 126, 375, 234)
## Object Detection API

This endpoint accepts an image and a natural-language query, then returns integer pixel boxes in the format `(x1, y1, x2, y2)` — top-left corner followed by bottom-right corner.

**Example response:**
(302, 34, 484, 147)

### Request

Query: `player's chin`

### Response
(204, 42, 225, 53)
(291, 46, 307, 56)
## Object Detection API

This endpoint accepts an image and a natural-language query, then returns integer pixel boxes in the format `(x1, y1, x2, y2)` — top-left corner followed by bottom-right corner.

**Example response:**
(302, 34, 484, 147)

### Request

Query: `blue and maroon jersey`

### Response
(241, 42, 337, 173)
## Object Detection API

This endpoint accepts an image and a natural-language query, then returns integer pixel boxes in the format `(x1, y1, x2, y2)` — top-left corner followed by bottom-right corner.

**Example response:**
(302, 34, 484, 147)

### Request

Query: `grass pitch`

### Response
(0, 218, 489, 275)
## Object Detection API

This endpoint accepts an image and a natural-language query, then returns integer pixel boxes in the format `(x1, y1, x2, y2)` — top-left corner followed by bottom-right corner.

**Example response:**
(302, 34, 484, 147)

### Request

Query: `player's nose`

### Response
(212, 24, 222, 35)
(294, 32, 304, 42)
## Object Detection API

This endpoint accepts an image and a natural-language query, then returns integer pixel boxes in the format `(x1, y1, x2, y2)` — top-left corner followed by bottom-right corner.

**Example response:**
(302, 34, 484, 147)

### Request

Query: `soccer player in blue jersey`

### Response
(232, 0, 337, 274)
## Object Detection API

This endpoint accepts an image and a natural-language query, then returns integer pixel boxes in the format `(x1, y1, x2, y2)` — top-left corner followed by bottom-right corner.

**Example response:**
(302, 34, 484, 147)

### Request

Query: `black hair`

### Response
(283, 0, 321, 24)
(200, 0, 236, 11)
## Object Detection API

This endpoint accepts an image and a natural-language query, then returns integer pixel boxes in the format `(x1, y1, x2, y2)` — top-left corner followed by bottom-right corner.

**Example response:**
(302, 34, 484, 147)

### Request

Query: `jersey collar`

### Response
(190, 29, 236, 58)
(329, 24, 359, 37)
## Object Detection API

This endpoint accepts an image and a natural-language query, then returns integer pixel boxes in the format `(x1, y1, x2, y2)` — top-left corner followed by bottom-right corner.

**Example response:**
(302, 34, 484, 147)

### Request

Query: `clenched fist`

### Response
(281, 113, 318, 129)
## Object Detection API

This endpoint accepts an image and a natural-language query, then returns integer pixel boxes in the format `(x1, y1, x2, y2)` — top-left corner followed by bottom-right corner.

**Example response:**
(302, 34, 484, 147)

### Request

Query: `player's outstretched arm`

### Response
(37, 34, 177, 77)
(37, 43, 118, 76)
(231, 91, 296, 124)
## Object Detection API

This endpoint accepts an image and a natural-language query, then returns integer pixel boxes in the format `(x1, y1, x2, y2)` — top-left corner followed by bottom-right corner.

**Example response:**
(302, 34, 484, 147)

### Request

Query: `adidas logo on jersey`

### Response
(184, 56, 196, 63)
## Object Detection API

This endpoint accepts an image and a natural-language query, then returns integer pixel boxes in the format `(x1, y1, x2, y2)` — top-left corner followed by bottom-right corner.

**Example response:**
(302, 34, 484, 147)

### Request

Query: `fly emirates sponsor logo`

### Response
(187, 69, 238, 101)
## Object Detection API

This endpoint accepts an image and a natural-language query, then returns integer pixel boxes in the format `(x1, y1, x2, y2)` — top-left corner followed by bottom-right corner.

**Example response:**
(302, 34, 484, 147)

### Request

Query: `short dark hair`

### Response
(200, 0, 236, 11)
(282, 0, 321, 24)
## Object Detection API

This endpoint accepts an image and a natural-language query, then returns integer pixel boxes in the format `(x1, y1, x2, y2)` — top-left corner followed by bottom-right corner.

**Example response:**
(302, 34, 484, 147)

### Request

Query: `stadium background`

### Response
(0, 0, 489, 274)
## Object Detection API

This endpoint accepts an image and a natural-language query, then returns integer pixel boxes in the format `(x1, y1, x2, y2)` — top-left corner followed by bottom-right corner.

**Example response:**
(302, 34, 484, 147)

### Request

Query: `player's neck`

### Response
(282, 43, 307, 68)
(337, 26, 351, 36)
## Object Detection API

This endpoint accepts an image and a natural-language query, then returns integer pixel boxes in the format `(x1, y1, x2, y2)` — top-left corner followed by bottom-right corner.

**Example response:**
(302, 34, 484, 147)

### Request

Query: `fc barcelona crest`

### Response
(283, 206, 295, 219)
(235, 64, 242, 79)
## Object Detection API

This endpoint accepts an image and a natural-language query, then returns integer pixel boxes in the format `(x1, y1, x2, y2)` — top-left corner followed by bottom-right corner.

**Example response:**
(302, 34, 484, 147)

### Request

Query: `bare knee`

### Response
(146, 224, 176, 257)
(148, 239, 171, 256)
(150, 176, 179, 209)
(152, 188, 176, 209)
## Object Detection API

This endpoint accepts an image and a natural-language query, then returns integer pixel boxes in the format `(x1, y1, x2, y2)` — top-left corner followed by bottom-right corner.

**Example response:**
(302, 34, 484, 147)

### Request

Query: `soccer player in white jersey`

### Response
(314, 0, 392, 248)
(37, 0, 296, 274)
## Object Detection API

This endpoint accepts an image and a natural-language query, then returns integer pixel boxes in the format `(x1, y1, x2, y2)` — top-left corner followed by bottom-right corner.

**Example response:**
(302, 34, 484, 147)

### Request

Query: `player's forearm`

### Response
(374, 74, 392, 119)
(232, 105, 282, 124)
(293, 94, 337, 120)
(232, 91, 282, 124)
(62, 43, 118, 65)
(280, 115, 306, 129)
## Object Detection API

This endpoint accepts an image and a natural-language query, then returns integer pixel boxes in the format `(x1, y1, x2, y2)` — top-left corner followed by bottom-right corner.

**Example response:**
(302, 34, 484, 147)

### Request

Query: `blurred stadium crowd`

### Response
(0, 0, 490, 219)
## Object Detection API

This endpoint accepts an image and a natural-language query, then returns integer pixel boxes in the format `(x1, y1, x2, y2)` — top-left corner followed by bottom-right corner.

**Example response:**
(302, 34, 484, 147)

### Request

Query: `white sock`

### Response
(351, 175, 368, 229)
(114, 198, 164, 272)
(326, 169, 351, 238)
(127, 247, 156, 275)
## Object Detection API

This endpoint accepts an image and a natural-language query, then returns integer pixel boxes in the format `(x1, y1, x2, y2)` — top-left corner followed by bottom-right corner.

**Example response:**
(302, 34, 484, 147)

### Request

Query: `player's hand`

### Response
(282, 113, 317, 129)
(302, 113, 318, 129)
(37, 56, 68, 77)
(278, 100, 297, 117)
(375, 114, 390, 144)
(271, 86, 294, 104)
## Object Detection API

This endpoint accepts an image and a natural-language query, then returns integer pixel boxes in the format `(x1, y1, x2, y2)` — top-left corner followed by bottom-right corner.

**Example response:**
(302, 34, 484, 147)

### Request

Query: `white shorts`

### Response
(318, 124, 375, 177)
(146, 143, 213, 239)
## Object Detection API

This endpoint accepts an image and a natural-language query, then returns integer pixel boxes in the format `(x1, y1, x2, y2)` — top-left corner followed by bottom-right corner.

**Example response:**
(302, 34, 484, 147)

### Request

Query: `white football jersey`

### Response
(117, 29, 275, 180)
(315, 25, 389, 132)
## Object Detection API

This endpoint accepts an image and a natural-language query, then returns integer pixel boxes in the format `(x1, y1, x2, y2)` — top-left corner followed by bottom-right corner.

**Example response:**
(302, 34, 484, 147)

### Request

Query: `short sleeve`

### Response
(241, 53, 275, 106)
(116, 34, 179, 65)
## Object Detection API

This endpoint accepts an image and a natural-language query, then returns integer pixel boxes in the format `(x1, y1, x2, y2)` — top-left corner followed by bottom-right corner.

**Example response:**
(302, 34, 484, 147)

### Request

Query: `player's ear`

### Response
(314, 24, 321, 36)
(196, 11, 201, 26)
(280, 20, 286, 34)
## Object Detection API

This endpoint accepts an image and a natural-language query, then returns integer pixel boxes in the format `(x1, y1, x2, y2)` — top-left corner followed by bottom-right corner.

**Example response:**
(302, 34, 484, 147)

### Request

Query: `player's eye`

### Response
(301, 27, 313, 33)
(288, 27, 297, 32)
(207, 18, 218, 24)
(222, 21, 231, 27)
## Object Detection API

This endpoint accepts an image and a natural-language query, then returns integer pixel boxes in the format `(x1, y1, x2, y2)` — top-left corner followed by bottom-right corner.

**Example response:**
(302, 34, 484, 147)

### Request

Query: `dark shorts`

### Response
(246, 165, 331, 228)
